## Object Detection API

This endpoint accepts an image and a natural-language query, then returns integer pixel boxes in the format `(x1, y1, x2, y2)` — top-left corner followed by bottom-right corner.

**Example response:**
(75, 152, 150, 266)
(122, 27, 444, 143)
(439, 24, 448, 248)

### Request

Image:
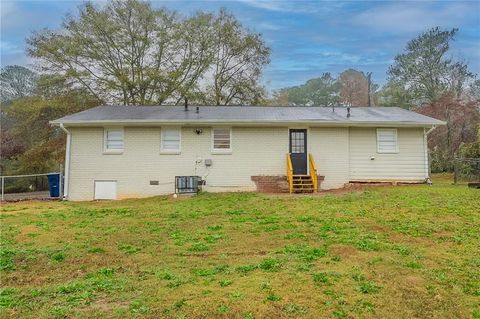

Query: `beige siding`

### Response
(68, 126, 288, 200)
(348, 127, 427, 181)
(309, 127, 350, 189)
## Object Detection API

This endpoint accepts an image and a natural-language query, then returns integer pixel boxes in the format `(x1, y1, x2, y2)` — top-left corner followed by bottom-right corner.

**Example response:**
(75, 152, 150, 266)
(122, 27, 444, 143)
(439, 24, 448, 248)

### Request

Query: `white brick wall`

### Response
(66, 125, 427, 200)
(68, 126, 288, 200)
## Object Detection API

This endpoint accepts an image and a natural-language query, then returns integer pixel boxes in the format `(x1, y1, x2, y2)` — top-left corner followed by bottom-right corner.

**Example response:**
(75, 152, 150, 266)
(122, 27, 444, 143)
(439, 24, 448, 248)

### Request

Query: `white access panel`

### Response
(94, 181, 117, 200)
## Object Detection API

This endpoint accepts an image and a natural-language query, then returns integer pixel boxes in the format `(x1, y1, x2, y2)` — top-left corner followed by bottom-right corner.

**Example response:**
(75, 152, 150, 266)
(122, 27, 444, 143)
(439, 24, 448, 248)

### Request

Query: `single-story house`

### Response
(51, 105, 444, 201)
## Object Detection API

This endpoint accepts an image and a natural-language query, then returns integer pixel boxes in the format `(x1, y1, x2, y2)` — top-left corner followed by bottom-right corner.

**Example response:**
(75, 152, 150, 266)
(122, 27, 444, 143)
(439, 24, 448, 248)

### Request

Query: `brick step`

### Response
(293, 189, 314, 193)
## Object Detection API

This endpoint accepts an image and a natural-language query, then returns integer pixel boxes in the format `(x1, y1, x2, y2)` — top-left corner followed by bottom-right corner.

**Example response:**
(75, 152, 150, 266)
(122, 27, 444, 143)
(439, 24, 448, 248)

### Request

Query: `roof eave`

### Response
(50, 119, 445, 127)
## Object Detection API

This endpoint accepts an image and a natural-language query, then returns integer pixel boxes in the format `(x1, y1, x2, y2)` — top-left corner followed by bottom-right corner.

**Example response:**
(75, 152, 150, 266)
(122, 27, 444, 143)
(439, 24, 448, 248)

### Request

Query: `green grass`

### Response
(1, 175, 479, 318)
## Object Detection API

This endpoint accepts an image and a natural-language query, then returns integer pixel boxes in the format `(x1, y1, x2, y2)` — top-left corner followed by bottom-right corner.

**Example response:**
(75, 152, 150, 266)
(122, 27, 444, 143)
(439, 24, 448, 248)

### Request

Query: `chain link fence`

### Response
(1, 173, 63, 201)
(453, 157, 480, 187)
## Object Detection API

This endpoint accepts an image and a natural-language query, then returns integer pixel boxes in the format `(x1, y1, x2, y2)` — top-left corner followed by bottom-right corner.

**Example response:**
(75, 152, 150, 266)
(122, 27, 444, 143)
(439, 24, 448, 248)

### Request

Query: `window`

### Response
(104, 128, 124, 153)
(290, 130, 306, 153)
(377, 128, 398, 153)
(161, 127, 181, 153)
(212, 128, 231, 153)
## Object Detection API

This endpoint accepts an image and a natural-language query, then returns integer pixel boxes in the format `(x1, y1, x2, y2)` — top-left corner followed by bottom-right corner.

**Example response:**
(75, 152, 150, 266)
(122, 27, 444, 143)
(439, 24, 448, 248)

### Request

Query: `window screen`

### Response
(104, 128, 124, 151)
(290, 131, 305, 153)
(161, 128, 181, 152)
(212, 128, 231, 151)
(377, 128, 398, 153)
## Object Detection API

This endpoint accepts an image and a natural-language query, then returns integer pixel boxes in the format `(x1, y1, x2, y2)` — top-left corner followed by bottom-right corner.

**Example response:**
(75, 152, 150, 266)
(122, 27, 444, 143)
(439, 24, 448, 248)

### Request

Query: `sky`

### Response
(1, 0, 479, 92)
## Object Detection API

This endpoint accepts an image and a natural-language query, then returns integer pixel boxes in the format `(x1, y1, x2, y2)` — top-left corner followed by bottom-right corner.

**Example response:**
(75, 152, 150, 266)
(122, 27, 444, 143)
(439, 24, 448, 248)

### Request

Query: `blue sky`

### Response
(1, 0, 479, 91)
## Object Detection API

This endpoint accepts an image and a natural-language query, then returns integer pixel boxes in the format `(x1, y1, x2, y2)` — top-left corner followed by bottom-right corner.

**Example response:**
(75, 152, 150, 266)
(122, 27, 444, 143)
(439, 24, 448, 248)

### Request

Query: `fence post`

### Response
(478, 159, 480, 183)
(453, 155, 458, 185)
(1, 176, 4, 201)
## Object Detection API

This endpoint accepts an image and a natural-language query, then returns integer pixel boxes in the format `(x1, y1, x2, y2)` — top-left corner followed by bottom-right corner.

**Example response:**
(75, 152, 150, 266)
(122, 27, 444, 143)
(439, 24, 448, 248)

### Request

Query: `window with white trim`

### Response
(104, 128, 124, 153)
(377, 128, 398, 153)
(161, 127, 181, 153)
(212, 128, 231, 152)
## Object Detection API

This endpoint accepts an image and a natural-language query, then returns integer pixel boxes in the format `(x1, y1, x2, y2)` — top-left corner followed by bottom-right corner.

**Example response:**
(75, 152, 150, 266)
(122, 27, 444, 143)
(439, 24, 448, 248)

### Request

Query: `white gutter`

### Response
(59, 124, 71, 200)
(425, 126, 436, 135)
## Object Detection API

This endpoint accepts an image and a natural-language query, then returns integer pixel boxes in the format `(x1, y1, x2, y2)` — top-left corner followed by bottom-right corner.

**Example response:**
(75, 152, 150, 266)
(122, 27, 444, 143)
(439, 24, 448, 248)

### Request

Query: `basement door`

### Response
(94, 181, 117, 200)
(289, 129, 308, 175)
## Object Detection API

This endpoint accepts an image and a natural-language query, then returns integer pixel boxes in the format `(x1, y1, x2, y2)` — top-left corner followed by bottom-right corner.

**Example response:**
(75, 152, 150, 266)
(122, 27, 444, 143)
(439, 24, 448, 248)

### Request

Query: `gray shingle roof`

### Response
(51, 105, 445, 127)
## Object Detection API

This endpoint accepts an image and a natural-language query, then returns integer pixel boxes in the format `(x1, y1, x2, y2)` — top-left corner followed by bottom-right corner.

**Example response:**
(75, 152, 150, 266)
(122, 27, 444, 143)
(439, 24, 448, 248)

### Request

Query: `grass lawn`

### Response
(1, 175, 479, 318)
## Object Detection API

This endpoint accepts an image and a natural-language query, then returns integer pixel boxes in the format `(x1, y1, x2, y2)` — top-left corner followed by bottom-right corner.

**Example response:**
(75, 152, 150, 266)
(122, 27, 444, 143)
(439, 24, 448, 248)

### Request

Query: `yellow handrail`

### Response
(286, 153, 293, 193)
(309, 153, 318, 192)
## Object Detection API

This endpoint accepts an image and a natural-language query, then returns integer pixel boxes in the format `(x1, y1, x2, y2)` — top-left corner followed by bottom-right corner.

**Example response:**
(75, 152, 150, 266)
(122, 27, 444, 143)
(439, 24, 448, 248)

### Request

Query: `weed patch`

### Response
(188, 242, 209, 252)
(118, 244, 141, 255)
(258, 257, 282, 272)
(357, 281, 382, 294)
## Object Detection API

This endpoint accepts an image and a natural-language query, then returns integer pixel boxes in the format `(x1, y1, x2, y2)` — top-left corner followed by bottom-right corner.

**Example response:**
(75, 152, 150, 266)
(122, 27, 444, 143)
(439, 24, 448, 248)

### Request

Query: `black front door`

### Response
(289, 129, 307, 175)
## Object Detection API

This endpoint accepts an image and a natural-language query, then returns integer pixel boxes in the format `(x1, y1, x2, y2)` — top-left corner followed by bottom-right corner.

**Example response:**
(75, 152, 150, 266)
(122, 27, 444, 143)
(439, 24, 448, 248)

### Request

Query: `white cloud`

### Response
(0, 40, 23, 54)
(257, 21, 282, 30)
(237, 0, 344, 14)
(351, 2, 476, 33)
(237, 0, 299, 12)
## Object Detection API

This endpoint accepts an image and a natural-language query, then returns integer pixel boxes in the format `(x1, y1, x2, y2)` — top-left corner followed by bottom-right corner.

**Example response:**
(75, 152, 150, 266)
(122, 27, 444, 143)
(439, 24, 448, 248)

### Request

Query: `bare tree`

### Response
(27, 1, 270, 106)
(417, 94, 479, 171)
(338, 69, 369, 106)
(0, 65, 37, 102)
(206, 9, 270, 105)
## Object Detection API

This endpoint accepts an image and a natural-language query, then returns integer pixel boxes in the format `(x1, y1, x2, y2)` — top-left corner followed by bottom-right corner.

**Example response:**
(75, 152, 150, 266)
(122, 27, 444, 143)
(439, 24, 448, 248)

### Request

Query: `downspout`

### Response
(60, 124, 71, 200)
(424, 126, 436, 182)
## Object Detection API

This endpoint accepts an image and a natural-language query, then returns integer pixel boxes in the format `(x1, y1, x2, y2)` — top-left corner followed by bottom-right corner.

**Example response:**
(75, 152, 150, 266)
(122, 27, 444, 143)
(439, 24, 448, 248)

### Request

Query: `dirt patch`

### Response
(367, 224, 389, 233)
(183, 250, 268, 258)
(403, 275, 425, 287)
(329, 244, 358, 258)
(433, 230, 454, 240)
(92, 299, 129, 310)
(389, 232, 432, 245)
(15, 224, 39, 241)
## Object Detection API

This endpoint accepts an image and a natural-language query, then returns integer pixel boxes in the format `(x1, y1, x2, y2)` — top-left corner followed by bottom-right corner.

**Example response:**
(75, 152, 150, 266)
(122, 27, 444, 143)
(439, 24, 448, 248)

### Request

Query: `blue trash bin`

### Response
(47, 174, 60, 197)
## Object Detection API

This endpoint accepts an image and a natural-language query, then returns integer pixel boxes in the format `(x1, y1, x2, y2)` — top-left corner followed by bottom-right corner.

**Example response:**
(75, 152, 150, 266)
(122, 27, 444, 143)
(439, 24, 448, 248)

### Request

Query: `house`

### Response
(51, 105, 444, 201)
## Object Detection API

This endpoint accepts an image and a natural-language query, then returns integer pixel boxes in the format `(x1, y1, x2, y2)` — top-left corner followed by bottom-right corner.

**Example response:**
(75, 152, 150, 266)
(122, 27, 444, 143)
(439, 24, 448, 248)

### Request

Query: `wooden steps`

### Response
(286, 153, 319, 194)
(291, 175, 315, 193)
